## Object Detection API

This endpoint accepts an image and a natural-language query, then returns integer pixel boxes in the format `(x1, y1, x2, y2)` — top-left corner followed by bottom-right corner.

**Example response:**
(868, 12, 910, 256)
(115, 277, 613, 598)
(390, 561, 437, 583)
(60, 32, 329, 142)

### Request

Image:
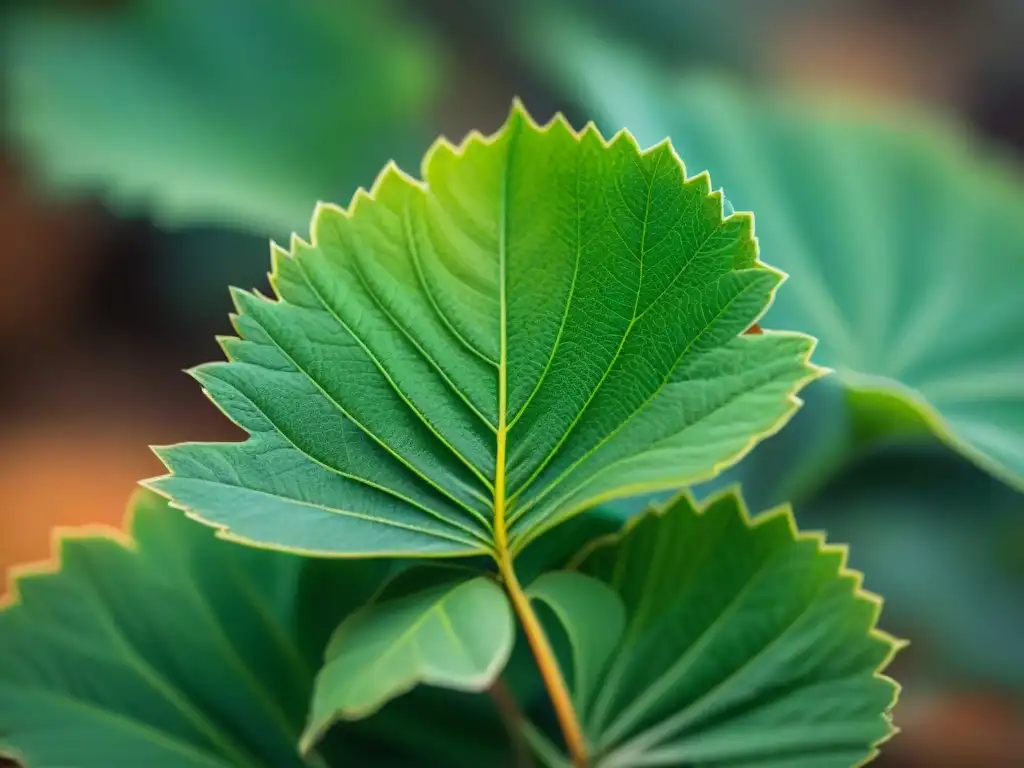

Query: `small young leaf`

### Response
(528, 571, 626, 722)
(301, 571, 514, 752)
(148, 101, 820, 560)
(0, 491, 508, 767)
(541, 490, 901, 767)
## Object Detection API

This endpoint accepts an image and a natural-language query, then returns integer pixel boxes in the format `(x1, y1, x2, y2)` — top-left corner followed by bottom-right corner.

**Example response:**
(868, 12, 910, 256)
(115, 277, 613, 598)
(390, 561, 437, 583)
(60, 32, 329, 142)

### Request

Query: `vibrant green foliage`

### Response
(302, 569, 513, 751)
(0, 491, 515, 767)
(3, 0, 436, 235)
(0, 72, 911, 763)
(0, 489, 901, 768)
(543, 40, 1024, 491)
(537, 491, 900, 767)
(147, 102, 819, 561)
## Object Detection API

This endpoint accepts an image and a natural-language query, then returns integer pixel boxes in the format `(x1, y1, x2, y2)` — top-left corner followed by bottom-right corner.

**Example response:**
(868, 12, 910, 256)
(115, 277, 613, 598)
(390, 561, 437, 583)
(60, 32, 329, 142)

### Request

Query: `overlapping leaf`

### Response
(148, 102, 819, 560)
(532, 491, 901, 767)
(540, 39, 1024, 489)
(528, 571, 626, 720)
(3, 0, 437, 235)
(0, 491, 512, 767)
(302, 568, 514, 752)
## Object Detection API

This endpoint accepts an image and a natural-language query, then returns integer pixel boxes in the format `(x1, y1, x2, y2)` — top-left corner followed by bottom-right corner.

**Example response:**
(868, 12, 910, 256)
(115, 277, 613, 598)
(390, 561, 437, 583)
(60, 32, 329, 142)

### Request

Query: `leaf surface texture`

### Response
(150, 103, 818, 557)
(541, 491, 900, 767)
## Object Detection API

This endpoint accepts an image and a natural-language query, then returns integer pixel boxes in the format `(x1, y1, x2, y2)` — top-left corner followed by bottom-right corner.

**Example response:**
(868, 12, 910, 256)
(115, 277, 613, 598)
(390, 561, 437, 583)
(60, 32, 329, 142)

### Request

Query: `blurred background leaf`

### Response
(530, 34, 1024, 493)
(3, 0, 439, 237)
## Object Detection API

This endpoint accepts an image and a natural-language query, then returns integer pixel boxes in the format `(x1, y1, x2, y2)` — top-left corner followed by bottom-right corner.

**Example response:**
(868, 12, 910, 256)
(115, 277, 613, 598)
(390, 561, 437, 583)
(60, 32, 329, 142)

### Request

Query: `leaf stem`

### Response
(497, 547, 588, 767)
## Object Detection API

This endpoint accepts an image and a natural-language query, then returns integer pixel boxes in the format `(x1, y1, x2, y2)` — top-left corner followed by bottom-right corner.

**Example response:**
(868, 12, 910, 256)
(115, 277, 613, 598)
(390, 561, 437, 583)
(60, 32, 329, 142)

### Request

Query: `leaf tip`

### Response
(289, 230, 312, 253)
(607, 125, 644, 155)
(226, 285, 257, 315)
(214, 334, 238, 360)
(311, 199, 345, 232)
(508, 95, 529, 121)
(144, 447, 180, 481)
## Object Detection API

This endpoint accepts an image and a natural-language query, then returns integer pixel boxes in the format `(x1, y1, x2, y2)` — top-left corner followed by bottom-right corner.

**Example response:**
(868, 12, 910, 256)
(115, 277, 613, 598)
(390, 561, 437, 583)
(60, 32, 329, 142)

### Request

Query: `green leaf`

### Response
(606, 378, 854, 523)
(539, 43, 1024, 490)
(541, 490, 901, 767)
(611, 385, 1024, 693)
(301, 569, 514, 752)
(147, 100, 820, 560)
(528, 572, 626, 722)
(3, 0, 437, 236)
(0, 491, 511, 767)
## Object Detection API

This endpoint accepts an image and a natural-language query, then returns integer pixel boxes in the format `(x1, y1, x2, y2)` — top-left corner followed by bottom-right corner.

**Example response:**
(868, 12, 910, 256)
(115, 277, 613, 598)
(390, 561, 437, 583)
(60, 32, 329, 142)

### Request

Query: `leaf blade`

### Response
(0, 491, 512, 768)
(300, 573, 514, 751)
(4, 0, 438, 236)
(0, 491, 386, 766)
(535, 490, 900, 767)
(151, 102, 819, 557)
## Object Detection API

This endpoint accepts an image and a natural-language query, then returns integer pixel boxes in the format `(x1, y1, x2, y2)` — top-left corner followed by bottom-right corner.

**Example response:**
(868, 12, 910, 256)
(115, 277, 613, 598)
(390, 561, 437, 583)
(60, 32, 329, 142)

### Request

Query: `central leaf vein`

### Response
(504, 150, 663, 511)
(493, 119, 515, 545)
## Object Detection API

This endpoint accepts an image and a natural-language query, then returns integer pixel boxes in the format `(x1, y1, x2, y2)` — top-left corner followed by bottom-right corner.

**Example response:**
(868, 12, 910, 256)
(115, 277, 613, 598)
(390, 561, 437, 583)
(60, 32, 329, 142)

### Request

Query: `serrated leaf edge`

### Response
(142, 97, 826, 559)
(564, 484, 906, 767)
(0, 490, 146, 764)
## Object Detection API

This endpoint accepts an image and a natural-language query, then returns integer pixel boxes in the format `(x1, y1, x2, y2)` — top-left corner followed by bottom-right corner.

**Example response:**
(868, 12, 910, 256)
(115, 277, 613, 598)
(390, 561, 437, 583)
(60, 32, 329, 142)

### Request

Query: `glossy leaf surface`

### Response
(542, 41, 1024, 489)
(539, 491, 900, 767)
(0, 492, 510, 767)
(148, 102, 818, 559)
(302, 570, 513, 751)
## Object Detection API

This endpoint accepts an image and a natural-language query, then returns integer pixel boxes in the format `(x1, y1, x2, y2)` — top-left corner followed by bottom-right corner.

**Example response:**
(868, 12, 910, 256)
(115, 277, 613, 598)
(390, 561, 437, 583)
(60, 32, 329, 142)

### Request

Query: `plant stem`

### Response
(494, 245, 585, 767)
(497, 548, 589, 768)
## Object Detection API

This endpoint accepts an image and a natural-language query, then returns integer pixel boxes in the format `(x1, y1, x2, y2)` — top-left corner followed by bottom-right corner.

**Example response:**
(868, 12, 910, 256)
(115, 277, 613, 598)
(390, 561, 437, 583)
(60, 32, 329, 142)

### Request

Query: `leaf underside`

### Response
(148, 101, 818, 560)
(528, 570, 626, 719)
(542, 490, 901, 768)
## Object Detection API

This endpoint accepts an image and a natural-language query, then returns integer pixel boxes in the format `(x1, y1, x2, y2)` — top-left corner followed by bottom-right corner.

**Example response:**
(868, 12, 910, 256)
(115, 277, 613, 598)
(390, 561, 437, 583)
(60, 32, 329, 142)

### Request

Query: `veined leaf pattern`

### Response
(149, 102, 819, 558)
(533, 490, 901, 767)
